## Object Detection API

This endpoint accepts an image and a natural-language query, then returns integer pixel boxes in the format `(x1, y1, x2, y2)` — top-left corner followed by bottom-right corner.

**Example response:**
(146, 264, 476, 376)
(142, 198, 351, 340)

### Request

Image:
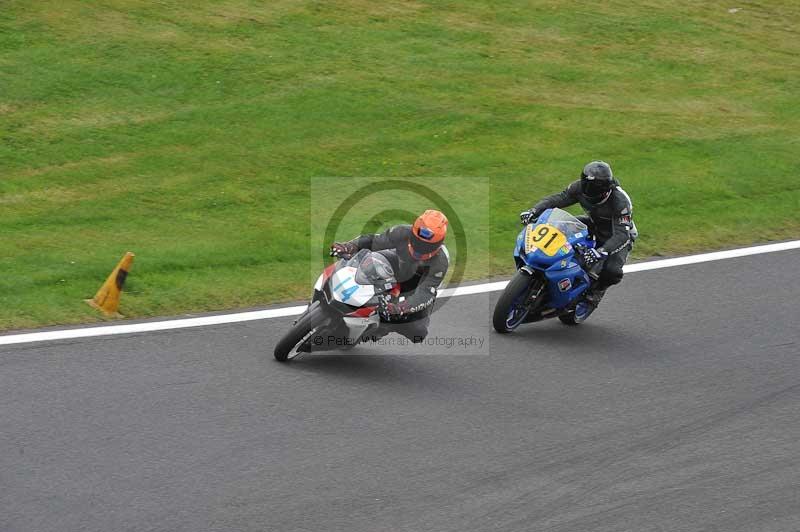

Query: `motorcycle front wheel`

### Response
(273, 303, 330, 362)
(492, 270, 544, 333)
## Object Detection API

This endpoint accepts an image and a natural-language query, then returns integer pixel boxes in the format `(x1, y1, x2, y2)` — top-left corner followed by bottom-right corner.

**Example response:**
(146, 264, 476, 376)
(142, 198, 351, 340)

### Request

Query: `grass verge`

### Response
(2, 1, 799, 330)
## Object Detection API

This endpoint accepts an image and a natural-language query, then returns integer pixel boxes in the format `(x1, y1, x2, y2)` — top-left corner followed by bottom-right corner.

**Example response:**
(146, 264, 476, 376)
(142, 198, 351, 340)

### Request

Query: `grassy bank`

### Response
(2, 1, 799, 330)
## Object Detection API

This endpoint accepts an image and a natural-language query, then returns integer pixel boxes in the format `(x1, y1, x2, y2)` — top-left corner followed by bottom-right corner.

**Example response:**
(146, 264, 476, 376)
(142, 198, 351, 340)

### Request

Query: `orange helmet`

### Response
(408, 209, 448, 260)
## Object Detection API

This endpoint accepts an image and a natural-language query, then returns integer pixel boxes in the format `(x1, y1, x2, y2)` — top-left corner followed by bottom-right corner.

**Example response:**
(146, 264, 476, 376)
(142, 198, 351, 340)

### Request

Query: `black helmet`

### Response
(580, 161, 614, 204)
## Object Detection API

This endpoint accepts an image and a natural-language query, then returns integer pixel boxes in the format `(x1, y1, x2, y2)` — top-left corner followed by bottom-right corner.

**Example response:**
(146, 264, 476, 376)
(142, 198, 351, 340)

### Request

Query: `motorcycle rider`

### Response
(520, 161, 637, 310)
(330, 209, 449, 342)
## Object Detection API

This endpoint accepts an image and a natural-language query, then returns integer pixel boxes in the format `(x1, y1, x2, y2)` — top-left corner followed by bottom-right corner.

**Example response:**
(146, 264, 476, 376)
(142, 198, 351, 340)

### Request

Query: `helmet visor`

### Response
(581, 178, 612, 201)
(417, 226, 435, 240)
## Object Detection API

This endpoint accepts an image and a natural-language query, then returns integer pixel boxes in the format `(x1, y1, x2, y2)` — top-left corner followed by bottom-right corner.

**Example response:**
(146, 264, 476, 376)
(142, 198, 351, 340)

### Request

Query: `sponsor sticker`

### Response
(558, 278, 572, 292)
(561, 244, 572, 254)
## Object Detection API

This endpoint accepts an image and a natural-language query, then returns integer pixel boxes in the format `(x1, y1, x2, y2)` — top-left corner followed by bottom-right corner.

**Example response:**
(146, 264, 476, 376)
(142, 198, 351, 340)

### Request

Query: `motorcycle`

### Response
(492, 208, 600, 333)
(274, 249, 400, 361)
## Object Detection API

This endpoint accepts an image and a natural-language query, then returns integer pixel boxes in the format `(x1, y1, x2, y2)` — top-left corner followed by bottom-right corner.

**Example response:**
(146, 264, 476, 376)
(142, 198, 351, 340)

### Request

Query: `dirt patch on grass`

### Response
(13, 154, 131, 181)
(24, 109, 175, 135)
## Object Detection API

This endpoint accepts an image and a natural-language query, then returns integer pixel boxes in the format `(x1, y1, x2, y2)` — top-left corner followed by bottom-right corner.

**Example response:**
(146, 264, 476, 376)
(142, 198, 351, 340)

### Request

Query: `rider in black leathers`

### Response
(330, 210, 449, 342)
(520, 161, 637, 308)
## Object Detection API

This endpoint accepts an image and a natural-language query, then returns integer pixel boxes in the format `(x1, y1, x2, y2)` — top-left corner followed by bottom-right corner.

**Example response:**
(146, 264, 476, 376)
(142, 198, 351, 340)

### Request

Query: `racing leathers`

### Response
(345, 224, 449, 342)
(529, 179, 637, 291)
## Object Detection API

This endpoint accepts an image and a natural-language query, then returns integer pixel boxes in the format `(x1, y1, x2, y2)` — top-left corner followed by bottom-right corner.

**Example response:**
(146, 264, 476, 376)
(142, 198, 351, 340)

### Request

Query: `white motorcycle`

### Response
(273, 249, 399, 362)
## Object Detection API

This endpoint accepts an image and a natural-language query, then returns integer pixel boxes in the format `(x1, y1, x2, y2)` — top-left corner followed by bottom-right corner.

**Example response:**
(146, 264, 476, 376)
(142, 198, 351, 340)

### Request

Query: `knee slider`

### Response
(600, 268, 623, 286)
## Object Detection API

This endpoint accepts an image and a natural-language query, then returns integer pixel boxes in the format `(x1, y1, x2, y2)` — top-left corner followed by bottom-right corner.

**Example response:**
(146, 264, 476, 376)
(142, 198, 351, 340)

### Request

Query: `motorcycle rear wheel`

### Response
(559, 299, 594, 325)
(558, 310, 580, 325)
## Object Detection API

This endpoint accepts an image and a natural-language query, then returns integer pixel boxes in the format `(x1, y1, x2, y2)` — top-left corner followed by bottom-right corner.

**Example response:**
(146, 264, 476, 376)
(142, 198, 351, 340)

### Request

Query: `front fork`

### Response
(519, 267, 550, 323)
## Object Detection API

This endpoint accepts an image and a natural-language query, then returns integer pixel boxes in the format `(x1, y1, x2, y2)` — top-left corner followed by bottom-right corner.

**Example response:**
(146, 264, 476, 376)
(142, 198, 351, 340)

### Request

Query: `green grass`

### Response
(2, 1, 800, 330)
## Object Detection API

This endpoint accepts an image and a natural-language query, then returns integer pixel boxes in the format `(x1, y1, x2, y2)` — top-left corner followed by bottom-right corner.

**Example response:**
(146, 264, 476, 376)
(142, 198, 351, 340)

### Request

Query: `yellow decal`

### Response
(525, 224, 567, 256)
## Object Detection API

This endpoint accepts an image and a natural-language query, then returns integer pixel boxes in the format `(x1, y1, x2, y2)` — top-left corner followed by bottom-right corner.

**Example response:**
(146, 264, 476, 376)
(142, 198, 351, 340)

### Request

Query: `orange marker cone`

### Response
(86, 252, 135, 317)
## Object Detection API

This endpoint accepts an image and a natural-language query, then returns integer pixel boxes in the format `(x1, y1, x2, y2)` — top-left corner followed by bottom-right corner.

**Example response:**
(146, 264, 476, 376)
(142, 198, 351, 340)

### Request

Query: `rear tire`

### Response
(274, 304, 329, 362)
(558, 311, 580, 326)
(493, 270, 542, 333)
(559, 295, 596, 326)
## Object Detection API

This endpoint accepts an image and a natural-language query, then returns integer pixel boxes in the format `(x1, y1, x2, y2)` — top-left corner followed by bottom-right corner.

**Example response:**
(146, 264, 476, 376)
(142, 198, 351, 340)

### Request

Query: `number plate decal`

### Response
(524, 224, 568, 256)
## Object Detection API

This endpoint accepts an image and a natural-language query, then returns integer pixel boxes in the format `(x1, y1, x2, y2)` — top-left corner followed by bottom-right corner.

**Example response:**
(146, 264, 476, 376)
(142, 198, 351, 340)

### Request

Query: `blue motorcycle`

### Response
(492, 208, 601, 332)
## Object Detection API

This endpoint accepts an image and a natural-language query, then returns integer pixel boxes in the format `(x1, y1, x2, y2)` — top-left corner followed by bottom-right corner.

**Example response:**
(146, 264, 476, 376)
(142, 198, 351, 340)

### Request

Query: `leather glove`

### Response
(520, 209, 540, 225)
(582, 247, 608, 266)
(379, 299, 409, 320)
(330, 241, 358, 259)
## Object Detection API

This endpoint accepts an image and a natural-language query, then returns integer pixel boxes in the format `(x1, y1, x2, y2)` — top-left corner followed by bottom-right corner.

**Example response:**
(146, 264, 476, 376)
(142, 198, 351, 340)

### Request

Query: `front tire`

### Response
(493, 270, 542, 333)
(274, 304, 329, 362)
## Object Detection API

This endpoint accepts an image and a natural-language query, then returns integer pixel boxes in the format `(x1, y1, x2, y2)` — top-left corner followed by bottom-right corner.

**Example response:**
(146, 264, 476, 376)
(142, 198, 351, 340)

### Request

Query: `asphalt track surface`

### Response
(2, 250, 799, 532)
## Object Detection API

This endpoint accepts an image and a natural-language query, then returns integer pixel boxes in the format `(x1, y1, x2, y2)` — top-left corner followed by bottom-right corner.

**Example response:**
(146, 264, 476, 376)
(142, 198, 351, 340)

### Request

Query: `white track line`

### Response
(2, 240, 799, 346)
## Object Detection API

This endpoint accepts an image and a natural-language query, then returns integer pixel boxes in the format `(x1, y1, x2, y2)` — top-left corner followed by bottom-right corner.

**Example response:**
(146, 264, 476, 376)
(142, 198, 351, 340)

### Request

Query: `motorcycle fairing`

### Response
(313, 262, 338, 291)
(329, 266, 376, 306)
(543, 259, 591, 309)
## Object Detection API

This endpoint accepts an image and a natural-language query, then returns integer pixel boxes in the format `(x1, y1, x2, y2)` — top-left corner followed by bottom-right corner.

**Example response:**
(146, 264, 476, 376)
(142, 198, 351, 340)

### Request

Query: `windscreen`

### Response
(354, 251, 396, 286)
(539, 208, 588, 240)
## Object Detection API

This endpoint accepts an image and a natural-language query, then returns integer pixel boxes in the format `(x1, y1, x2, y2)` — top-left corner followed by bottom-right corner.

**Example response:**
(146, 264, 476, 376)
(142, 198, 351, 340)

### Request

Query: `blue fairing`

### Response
(512, 208, 595, 310)
(544, 259, 590, 309)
